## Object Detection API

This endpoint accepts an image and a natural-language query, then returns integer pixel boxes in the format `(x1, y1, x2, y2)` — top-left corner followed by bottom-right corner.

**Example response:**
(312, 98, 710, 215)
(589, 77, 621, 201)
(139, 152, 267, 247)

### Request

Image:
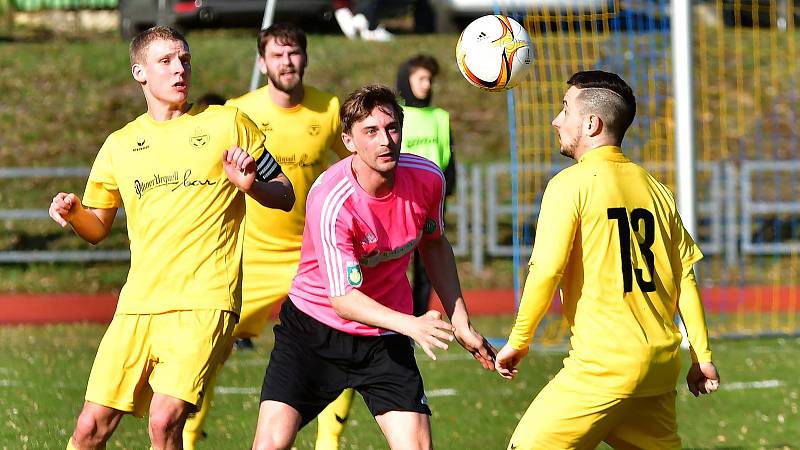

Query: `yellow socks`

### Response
(182, 373, 216, 450)
(315, 388, 355, 450)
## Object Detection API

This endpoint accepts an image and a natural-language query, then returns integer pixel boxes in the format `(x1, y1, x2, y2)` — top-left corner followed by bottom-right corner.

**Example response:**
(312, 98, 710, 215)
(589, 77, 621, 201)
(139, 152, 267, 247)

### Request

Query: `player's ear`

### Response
(132, 63, 146, 83)
(257, 56, 268, 76)
(341, 133, 357, 153)
(585, 114, 603, 137)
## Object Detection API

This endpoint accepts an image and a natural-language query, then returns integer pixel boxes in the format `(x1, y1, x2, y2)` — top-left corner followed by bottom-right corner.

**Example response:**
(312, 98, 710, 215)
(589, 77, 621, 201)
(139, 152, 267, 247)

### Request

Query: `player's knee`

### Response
(148, 410, 184, 443)
(253, 434, 294, 450)
(73, 411, 112, 446)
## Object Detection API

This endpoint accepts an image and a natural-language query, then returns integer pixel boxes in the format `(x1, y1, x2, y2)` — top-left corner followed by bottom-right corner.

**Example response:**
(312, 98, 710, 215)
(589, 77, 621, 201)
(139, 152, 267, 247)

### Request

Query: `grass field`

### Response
(0, 316, 797, 449)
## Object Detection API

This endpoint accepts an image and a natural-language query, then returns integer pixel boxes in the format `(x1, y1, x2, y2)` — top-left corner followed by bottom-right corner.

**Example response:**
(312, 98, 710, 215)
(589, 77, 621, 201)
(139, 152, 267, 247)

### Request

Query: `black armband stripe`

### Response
(255, 152, 280, 182)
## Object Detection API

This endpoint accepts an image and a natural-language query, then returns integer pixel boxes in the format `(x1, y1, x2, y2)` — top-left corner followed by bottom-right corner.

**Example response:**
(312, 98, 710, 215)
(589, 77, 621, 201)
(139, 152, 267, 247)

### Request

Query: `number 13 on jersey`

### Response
(607, 207, 656, 293)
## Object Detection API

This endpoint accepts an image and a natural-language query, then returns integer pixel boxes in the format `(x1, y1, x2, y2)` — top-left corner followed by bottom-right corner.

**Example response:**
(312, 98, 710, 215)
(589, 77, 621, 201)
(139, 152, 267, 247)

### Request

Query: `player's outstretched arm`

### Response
(686, 362, 720, 397)
(49, 192, 116, 244)
(330, 289, 455, 361)
(417, 235, 496, 370)
(222, 146, 295, 211)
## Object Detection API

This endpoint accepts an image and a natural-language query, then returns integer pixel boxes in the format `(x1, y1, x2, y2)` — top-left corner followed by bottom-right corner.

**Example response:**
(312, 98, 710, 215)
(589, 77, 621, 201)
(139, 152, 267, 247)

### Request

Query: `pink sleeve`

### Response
(308, 190, 362, 297)
(423, 168, 445, 240)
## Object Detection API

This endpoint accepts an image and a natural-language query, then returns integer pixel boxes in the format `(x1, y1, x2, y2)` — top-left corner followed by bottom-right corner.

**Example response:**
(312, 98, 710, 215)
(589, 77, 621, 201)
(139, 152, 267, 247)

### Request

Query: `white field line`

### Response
(723, 379, 784, 390)
(215, 386, 259, 395)
(213, 386, 458, 397)
(427, 388, 457, 397)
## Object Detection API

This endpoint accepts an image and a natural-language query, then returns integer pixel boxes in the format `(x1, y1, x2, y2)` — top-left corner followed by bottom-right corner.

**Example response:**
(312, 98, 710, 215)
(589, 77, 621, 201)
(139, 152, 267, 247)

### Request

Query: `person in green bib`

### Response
(396, 54, 456, 316)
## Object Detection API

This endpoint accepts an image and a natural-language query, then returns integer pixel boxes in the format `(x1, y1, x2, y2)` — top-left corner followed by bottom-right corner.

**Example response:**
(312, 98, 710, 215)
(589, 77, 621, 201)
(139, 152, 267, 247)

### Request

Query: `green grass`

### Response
(0, 318, 798, 449)
(0, 30, 509, 168)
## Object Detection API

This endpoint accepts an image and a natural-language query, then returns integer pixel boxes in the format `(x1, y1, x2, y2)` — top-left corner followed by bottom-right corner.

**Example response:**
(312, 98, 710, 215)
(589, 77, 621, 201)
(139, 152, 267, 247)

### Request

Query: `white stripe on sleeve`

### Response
(319, 178, 355, 297)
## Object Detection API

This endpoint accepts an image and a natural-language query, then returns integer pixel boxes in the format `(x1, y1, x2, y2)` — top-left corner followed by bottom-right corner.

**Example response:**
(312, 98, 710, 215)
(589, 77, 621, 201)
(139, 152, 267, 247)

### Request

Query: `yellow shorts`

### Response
(85, 310, 234, 417)
(507, 382, 680, 450)
(236, 252, 300, 338)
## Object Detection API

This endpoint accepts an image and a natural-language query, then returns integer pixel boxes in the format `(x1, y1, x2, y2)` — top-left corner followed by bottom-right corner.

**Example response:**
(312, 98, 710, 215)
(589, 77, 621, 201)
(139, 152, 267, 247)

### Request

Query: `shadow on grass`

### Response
(5, 230, 67, 251)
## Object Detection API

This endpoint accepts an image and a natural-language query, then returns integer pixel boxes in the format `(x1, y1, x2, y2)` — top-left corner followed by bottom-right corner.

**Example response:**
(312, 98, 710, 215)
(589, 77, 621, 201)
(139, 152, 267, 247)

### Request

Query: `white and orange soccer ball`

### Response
(455, 15, 533, 91)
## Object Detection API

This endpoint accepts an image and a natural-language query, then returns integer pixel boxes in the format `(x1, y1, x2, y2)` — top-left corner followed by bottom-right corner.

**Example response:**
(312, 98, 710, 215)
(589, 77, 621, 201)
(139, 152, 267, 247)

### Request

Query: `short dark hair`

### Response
(197, 92, 226, 106)
(258, 22, 307, 57)
(567, 70, 636, 141)
(130, 26, 187, 65)
(340, 85, 404, 135)
(406, 54, 439, 77)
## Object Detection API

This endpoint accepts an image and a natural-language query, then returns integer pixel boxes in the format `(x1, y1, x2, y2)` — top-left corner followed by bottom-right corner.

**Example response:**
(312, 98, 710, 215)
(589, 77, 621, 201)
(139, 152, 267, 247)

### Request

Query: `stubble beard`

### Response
(559, 134, 579, 159)
(267, 67, 304, 93)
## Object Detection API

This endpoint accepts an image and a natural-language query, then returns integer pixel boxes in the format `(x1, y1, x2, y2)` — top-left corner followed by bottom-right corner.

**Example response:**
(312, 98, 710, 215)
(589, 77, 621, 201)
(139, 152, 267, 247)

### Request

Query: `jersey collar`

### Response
(578, 145, 628, 163)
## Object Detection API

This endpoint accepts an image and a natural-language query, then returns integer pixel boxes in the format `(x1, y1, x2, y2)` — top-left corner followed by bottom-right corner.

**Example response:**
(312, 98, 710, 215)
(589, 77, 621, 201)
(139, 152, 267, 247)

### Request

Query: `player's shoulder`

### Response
(309, 158, 351, 194)
(105, 113, 151, 148)
(197, 103, 238, 118)
(307, 158, 356, 211)
(548, 162, 583, 186)
(225, 86, 265, 109)
(303, 85, 341, 110)
(398, 153, 443, 178)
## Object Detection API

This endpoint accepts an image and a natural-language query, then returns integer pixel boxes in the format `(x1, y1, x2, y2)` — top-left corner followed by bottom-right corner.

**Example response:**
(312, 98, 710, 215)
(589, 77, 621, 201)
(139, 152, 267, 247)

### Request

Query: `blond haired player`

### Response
(182, 23, 353, 450)
(49, 26, 293, 450)
(495, 70, 720, 450)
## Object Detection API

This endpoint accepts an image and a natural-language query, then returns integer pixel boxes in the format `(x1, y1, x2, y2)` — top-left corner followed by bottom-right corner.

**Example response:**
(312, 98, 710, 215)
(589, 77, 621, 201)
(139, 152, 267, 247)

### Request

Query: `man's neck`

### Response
(268, 84, 304, 108)
(146, 100, 189, 122)
(574, 138, 620, 160)
(352, 160, 394, 198)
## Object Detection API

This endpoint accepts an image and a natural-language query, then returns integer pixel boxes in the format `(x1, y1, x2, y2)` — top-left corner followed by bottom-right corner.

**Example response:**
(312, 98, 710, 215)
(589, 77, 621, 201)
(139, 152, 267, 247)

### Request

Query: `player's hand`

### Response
(453, 323, 496, 371)
(686, 362, 720, 397)
(49, 192, 82, 227)
(406, 310, 455, 361)
(495, 344, 529, 380)
(223, 146, 256, 192)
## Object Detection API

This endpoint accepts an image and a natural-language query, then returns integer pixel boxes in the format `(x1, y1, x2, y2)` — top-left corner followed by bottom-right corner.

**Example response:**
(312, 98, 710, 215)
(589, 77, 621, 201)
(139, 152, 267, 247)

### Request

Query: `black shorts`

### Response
(260, 300, 431, 427)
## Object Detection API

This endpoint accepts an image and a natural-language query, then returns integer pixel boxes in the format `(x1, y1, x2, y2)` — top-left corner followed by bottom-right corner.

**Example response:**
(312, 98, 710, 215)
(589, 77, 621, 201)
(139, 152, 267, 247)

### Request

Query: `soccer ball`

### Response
(455, 15, 533, 91)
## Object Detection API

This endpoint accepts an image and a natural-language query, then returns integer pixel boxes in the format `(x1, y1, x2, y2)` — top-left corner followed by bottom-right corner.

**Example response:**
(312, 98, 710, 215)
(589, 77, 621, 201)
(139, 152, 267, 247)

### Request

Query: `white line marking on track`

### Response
(427, 388, 457, 397)
(724, 379, 784, 390)
(213, 386, 459, 398)
(215, 386, 260, 395)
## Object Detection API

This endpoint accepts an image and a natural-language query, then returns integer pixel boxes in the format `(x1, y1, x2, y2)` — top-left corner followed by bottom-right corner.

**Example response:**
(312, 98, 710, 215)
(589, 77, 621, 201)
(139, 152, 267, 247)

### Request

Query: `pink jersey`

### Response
(288, 153, 445, 336)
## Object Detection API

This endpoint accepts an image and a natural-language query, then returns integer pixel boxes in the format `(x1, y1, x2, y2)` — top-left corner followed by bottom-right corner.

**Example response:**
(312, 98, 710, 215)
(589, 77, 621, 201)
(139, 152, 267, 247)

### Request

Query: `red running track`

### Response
(1, 286, 798, 325)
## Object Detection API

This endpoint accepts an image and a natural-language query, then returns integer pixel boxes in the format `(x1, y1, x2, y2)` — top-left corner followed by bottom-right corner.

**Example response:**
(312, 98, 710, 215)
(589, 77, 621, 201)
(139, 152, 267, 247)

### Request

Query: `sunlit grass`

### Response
(0, 321, 798, 449)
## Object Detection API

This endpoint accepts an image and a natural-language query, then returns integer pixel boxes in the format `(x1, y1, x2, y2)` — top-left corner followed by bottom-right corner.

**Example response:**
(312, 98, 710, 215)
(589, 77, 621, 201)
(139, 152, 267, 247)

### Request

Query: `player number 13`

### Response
(607, 207, 656, 293)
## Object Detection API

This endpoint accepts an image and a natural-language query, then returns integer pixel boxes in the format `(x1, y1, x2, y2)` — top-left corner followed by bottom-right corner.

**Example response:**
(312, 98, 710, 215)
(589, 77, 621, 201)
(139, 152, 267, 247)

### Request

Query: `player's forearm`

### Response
(330, 289, 415, 335)
(507, 265, 561, 350)
(418, 235, 470, 328)
(677, 268, 713, 363)
(70, 207, 114, 245)
(246, 174, 295, 211)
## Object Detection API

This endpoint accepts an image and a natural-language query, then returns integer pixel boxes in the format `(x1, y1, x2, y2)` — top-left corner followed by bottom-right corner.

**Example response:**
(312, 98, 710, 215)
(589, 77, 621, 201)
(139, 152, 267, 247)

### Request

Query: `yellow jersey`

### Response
(508, 146, 712, 397)
(82, 104, 268, 314)
(226, 85, 349, 254)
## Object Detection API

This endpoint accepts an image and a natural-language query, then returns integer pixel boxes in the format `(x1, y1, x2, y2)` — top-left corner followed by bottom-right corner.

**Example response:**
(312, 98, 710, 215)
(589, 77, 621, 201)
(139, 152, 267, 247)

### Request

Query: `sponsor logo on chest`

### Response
(133, 169, 217, 199)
